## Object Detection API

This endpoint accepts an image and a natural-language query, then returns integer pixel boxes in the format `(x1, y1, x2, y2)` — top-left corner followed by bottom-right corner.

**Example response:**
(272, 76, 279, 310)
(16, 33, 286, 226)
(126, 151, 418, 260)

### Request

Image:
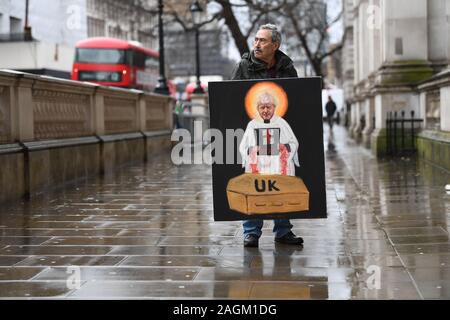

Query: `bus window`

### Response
(76, 48, 126, 64)
(145, 56, 158, 69)
(133, 51, 147, 69)
(135, 53, 158, 90)
(79, 71, 122, 83)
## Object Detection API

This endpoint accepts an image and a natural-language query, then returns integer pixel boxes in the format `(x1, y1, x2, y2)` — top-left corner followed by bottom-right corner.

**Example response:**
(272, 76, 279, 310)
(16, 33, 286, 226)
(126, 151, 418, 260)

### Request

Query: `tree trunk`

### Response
(216, 0, 250, 56)
(311, 59, 323, 78)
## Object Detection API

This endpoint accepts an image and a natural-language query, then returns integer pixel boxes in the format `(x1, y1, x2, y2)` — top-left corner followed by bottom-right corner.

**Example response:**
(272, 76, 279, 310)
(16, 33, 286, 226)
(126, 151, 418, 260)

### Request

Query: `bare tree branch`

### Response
(282, 0, 346, 77)
(162, 0, 346, 77)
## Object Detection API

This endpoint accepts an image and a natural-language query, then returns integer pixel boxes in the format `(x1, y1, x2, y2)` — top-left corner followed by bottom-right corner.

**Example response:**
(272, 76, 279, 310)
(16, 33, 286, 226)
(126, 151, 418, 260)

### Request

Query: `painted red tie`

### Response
(266, 129, 271, 155)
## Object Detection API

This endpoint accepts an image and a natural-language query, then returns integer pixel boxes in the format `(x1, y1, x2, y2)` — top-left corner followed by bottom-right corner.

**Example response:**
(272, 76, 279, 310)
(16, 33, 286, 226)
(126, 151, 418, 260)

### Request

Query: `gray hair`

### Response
(257, 92, 277, 107)
(259, 24, 282, 45)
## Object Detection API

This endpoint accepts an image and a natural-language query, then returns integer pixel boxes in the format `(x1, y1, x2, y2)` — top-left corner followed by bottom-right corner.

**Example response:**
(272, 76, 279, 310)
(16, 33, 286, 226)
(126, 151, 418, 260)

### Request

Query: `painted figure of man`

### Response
(240, 92, 299, 177)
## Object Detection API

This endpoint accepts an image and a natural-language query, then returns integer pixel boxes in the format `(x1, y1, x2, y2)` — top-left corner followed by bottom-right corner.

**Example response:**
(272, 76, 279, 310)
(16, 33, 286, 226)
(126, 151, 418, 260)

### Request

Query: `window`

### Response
(87, 16, 105, 37)
(9, 16, 22, 34)
(395, 38, 403, 56)
(138, 31, 153, 49)
(133, 51, 147, 68)
(76, 48, 126, 64)
(145, 56, 158, 69)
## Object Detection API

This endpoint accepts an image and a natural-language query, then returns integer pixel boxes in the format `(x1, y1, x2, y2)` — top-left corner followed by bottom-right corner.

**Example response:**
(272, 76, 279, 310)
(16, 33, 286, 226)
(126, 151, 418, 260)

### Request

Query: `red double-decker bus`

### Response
(71, 37, 161, 92)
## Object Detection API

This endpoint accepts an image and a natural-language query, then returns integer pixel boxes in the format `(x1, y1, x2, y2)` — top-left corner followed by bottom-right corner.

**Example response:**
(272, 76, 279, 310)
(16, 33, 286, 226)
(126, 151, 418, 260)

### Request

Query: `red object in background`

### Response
(185, 82, 208, 100)
(71, 37, 160, 92)
(167, 80, 177, 98)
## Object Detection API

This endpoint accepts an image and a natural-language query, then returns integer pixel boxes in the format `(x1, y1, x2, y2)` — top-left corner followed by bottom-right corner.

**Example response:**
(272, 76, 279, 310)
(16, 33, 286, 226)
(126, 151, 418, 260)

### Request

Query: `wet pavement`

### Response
(0, 125, 449, 300)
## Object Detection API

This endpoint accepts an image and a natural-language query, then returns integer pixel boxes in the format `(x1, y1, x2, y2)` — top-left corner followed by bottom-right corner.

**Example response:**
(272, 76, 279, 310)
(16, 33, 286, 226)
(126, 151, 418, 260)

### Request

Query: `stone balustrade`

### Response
(0, 85, 7, 144)
(0, 69, 174, 204)
(0, 70, 173, 142)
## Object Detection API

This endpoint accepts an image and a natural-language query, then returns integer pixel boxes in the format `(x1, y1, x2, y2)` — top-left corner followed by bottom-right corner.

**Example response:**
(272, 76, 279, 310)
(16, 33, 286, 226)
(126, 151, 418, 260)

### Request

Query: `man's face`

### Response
(253, 30, 279, 63)
(257, 103, 276, 121)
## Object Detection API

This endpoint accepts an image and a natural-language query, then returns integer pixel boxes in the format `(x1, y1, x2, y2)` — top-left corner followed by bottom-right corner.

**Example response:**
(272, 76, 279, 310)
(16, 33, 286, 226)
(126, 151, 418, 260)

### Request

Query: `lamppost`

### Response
(154, 0, 170, 95)
(190, 1, 205, 95)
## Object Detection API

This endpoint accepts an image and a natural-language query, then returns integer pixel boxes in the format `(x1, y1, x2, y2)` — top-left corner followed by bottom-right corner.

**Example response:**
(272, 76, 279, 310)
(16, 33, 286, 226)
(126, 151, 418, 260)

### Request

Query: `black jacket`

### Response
(231, 50, 298, 80)
(326, 101, 337, 116)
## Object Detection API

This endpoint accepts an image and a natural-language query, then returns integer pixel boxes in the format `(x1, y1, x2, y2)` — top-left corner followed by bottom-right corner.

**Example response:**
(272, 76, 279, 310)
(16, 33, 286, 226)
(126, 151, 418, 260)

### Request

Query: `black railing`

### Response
(386, 110, 423, 156)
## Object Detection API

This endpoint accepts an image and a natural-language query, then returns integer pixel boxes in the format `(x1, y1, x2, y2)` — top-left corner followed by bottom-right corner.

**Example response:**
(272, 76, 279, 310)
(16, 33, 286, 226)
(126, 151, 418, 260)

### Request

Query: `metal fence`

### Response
(386, 111, 423, 156)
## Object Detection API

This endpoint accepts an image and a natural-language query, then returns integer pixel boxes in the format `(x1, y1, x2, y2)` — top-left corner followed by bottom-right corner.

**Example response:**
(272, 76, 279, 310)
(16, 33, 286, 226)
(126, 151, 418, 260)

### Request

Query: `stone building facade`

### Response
(86, 0, 158, 49)
(163, 0, 235, 79)
(0, 0, 88, 46)
(343, 0, 450, 170)
(0, 0, 159, 74)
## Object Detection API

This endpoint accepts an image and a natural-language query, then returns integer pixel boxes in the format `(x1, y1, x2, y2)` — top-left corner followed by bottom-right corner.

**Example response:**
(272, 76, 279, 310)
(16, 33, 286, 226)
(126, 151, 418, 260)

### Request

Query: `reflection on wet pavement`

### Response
(0, 126, 449, 299)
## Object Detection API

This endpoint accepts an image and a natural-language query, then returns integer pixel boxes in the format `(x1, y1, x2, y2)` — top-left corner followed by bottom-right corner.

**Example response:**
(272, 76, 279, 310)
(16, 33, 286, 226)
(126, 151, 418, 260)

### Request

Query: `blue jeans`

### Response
(243, 219, 293, 239)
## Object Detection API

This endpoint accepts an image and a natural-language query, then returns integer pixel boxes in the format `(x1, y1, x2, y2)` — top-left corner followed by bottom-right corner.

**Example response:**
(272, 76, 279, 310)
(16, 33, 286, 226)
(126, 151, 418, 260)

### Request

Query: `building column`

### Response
(441, 86, 450, 132)
(10, 77, 35, 142)
(381, 0, 429, 63)
(362, 97, 375, 147)
(357, 1, 369, 82)
(419, 91, 427, 129)
(349, 102, 358, 135)
(353, 3, 360, 88)
(369, 0, 432, 156)
(352, 101, 363, 139)
(93, 91, 105, 136)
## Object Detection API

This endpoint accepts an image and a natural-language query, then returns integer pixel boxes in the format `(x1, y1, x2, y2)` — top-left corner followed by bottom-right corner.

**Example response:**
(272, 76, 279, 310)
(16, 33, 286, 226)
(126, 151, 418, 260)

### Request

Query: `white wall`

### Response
(441, 86, 450, 131)
(0, 0, 86, 72)
(427, 0, 450, 62)
(0, 42, 75, 71)
(375, 92, 420, 129)
(448, 1, 450, 64)
(0, 0, 87, 46)
(382, 0, 429, 62)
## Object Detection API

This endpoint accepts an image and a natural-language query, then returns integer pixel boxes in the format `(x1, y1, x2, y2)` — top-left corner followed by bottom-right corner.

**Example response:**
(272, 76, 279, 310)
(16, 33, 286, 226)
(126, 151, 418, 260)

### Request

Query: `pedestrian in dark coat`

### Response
(325, 96, 338, 129)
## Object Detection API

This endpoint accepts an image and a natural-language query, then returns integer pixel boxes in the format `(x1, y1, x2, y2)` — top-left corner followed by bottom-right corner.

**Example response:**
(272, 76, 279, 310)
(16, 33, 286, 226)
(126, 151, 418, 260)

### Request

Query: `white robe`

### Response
(239, 116, 300, 176)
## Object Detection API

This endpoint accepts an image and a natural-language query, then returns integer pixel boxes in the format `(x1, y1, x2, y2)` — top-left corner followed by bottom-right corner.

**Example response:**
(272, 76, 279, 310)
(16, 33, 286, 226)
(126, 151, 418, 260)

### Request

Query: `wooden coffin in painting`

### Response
(227, 174, 310, 215)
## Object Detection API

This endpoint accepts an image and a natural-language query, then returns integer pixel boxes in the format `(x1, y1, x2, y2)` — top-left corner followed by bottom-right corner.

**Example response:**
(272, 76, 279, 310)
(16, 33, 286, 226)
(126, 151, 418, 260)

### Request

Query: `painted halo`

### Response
(244, 81, 289, 120)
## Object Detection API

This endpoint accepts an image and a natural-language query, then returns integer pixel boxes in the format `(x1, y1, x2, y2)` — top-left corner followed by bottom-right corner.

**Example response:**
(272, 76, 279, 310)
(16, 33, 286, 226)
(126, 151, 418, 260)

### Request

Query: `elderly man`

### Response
(232, 24, 298, 80)
(232, 24, 303, 248)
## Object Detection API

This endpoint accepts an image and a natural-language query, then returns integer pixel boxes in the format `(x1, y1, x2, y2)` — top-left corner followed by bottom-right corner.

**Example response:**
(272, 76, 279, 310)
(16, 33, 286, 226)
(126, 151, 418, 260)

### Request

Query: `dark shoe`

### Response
(244, 234, 259, 248)
(275, 232, 304, 246)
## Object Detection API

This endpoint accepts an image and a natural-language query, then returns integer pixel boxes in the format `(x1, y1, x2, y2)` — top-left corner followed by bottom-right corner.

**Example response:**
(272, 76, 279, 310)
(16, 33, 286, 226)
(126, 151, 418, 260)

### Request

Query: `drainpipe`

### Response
(24, 0, 32, 41)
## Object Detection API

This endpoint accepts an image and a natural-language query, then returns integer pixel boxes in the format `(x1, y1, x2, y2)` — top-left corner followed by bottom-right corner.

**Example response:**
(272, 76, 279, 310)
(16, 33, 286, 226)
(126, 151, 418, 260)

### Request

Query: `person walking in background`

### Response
(326, 96, 338, 130)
